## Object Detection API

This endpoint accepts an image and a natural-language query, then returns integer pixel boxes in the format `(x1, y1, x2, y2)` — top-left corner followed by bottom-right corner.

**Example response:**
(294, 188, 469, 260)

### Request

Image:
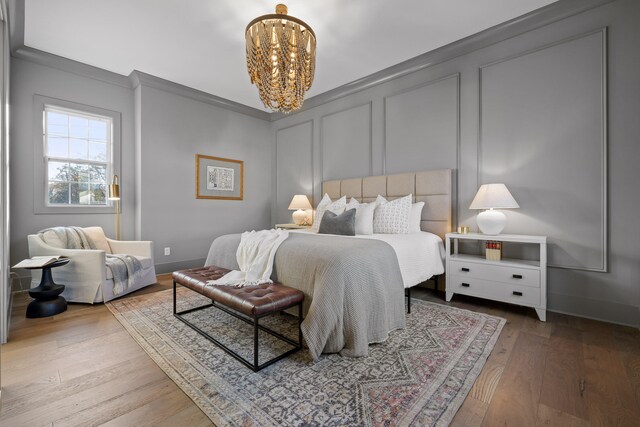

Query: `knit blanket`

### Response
(206, 229, 289, 287)
(206, 232, 405, 360)
(39, 226, 143, 296)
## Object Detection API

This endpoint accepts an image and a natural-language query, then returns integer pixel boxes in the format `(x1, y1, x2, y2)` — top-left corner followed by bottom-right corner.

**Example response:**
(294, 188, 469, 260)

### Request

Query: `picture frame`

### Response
(195, 154, 244, 200)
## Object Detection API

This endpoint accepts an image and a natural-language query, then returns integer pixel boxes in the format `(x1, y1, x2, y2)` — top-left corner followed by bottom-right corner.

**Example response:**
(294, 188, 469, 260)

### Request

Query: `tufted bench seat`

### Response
(172, 266, 304, 371)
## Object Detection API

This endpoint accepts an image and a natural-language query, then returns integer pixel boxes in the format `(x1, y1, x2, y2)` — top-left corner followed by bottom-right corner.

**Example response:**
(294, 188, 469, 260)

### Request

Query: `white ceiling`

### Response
(24, 0, 557, 111)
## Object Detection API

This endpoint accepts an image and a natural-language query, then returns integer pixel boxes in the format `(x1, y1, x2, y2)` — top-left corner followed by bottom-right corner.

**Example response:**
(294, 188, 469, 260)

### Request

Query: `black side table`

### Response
(24, 258, 70, 318)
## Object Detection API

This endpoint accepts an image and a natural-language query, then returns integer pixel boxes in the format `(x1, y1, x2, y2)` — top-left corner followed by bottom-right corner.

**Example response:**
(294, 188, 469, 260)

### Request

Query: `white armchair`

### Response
(27, 226, 157, 303)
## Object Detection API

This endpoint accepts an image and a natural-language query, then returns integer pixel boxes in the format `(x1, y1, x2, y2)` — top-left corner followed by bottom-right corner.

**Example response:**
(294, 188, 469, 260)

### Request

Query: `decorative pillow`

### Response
(373, 194, 413, 234)
(83, 226, 112, 253)
(345, 199, 375, 235)
(409, 202, 425, 233)
(318, 209, 356, 236)
(311, 194, 346, 232)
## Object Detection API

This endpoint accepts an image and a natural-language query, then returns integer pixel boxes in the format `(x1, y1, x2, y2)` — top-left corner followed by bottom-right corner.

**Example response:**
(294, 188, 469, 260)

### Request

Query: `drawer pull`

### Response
(461, 283, 470, 287)
(512, 274, 523, 279)
(461, 267, 470, 272)
(513, 291, 523, 296)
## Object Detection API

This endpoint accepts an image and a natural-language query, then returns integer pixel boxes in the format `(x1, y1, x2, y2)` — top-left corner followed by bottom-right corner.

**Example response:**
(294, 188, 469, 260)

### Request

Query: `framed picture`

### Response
(196, 154, 244, 200)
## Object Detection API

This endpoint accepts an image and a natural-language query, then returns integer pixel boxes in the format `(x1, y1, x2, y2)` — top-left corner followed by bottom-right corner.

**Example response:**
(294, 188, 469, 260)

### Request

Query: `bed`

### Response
(205, 169, 452, 360)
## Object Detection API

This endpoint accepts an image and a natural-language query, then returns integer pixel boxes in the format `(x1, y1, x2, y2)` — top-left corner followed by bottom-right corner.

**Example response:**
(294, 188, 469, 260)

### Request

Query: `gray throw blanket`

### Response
(39, 226, 143, 296)
(206, 232, 406, 360)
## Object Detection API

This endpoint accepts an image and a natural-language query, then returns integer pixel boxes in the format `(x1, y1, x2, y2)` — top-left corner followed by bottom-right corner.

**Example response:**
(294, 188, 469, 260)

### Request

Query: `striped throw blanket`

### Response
(38, 226, 143, 296)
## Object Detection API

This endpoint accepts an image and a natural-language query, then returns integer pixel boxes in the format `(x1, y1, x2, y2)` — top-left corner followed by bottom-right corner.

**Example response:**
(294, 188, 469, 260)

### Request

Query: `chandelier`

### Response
(245, 4, 316, 113)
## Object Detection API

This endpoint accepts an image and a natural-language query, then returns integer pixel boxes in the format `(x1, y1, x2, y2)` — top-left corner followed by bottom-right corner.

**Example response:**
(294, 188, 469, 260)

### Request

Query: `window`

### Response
(44, 106, 113, 206)
(34, 96, 121, 215)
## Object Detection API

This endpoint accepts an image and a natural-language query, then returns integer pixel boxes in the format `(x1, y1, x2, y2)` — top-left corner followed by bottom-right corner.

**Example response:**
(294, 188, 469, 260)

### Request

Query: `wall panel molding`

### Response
(383, 73, 460, 226)
(275, 120, 314, 223)
(478, 27, 607, 272)
(319, 101, 373, 184)
(382, 73, 460, 173)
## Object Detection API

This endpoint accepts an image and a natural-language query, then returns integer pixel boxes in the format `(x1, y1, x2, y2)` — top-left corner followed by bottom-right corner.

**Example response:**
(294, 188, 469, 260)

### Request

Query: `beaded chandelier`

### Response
(245, 4, 316, 113)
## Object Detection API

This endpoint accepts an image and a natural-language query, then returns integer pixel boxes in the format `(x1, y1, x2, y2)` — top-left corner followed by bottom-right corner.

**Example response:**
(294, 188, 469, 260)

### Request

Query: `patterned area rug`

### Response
(107, 287, 504, 427)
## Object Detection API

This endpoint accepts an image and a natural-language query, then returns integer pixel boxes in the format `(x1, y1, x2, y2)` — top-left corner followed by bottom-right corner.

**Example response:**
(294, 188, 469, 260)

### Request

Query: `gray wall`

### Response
(9, 57, 135, 269)
(9, 58, 273, 283)
(271, 0, 640, 327)
(134, 84, 272, 272)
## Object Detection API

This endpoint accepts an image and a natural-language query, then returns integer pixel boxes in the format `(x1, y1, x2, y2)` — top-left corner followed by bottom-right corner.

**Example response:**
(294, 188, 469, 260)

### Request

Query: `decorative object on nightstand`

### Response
(469, 183, 519, 235)
(108, 174, 121, 240)
(288, 195, 312, 225)
(275, 223, 311, 230)
(445, 233, 547, 321)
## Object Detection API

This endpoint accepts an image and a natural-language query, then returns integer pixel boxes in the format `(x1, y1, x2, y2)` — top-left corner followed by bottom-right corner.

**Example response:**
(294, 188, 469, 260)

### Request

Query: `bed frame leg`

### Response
(407, 287, 411, 314)
(434, 275, 439, 292)
(298, 302, 303, 347)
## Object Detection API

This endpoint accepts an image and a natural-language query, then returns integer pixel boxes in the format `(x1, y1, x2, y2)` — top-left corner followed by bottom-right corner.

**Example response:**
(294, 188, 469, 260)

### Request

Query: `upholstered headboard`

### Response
(322, 169, 453, 239)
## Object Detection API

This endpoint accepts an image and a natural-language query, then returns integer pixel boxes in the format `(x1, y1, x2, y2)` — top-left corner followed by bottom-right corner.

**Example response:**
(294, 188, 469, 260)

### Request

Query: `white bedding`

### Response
(293, 230, 445, 288)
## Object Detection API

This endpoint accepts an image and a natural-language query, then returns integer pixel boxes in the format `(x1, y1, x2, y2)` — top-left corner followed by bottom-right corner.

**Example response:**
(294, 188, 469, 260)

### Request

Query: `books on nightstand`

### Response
(485, 241, 502, 261)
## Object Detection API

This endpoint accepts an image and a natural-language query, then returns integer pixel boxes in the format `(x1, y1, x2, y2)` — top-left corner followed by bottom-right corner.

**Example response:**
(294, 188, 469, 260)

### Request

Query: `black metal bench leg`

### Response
(254, 317, 259, 371)
(173, 280, 177, 314)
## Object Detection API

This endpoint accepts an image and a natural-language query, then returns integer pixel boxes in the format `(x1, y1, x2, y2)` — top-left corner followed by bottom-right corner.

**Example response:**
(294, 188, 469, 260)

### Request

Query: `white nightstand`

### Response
(275, 223, 312, 230)
(445, 233, 547, 321)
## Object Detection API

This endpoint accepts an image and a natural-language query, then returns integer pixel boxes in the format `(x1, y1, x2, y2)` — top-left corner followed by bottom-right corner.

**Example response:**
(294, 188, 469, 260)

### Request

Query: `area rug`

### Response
(107, 287, 505, 427)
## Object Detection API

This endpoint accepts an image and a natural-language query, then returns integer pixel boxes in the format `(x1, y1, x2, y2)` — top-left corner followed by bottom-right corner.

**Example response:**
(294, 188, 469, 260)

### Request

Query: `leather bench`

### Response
(172, 266, 304, 372)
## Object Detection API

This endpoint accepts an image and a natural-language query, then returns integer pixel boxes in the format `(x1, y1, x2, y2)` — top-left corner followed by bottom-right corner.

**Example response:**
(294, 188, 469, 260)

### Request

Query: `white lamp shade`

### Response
(288, 195, 312, 210)
(469, 183, 519, 210)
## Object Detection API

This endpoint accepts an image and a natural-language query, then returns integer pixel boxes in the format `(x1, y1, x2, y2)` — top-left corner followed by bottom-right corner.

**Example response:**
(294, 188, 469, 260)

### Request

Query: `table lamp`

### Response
(288, 195, 312, 225)
(108, 175, 121, 240)
(469, 183, 519, 235)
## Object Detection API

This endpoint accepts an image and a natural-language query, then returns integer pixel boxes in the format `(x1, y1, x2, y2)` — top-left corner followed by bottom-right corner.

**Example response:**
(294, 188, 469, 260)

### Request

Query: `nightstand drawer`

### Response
(447, 275, 540, 307)
(448, 260, 540, 288)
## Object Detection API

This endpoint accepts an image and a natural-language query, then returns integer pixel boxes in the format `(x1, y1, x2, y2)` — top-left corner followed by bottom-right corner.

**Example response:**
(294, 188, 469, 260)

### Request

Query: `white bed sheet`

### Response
(292, 230, 445, 288)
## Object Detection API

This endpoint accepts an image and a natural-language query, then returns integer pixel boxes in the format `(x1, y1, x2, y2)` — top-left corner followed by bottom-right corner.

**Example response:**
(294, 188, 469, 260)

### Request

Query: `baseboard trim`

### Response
(154, 258, 207, 275)
(548, 292, 639, 328)
(12, 266, 638, 328)
(12, 275, 31, 292)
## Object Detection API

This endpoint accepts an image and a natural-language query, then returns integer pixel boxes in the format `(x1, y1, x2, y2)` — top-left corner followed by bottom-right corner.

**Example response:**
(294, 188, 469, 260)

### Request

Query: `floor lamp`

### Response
(108, 175, 121, 240)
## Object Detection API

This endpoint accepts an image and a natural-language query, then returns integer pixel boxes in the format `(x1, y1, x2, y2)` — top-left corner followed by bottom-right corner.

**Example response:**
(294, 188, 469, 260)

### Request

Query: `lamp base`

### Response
(292, 209, 308, 225)
(476, 210, 507, 235)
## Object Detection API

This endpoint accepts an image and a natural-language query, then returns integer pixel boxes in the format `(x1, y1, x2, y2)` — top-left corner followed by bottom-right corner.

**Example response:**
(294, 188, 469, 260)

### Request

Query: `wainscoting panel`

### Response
(480, 29, 607, 271)
(384, 74, 459, 175)
(320, 102, 372, 181)
(276, 121, 314, 224)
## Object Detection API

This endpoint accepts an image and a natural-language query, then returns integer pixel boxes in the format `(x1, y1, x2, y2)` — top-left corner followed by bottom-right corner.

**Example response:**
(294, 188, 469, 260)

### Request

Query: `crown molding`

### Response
(128, 71, 270, 121)
(13, 46, 132, 88)
(6, 0, 614, 122)
(10, 45, 271, 120)
(7, 0, 23, 54)
(271, 0, 614, 120)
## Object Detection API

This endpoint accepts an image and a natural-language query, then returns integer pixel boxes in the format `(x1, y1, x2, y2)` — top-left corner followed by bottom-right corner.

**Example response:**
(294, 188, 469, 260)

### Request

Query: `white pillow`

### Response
(311, 194, 346, 232)
(345, 199, 375, 235)
(409, 202, 425, 233)
(373, 194, 412, 234)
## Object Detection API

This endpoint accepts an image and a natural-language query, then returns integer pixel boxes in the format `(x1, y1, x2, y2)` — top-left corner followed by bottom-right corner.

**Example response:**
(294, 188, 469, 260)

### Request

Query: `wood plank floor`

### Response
(1, 275, 639, 426)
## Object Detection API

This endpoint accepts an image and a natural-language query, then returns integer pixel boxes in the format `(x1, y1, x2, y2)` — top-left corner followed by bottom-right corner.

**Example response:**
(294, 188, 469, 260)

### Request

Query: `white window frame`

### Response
(33, 95, 121, 214)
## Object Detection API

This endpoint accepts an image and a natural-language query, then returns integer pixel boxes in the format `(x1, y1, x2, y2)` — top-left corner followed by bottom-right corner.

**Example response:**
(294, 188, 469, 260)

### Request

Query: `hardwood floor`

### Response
(1, 275, 639, 426)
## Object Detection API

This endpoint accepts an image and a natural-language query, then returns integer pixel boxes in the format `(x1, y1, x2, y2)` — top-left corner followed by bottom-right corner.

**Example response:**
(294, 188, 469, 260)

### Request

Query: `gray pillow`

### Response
(318, 209, 356, 236)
